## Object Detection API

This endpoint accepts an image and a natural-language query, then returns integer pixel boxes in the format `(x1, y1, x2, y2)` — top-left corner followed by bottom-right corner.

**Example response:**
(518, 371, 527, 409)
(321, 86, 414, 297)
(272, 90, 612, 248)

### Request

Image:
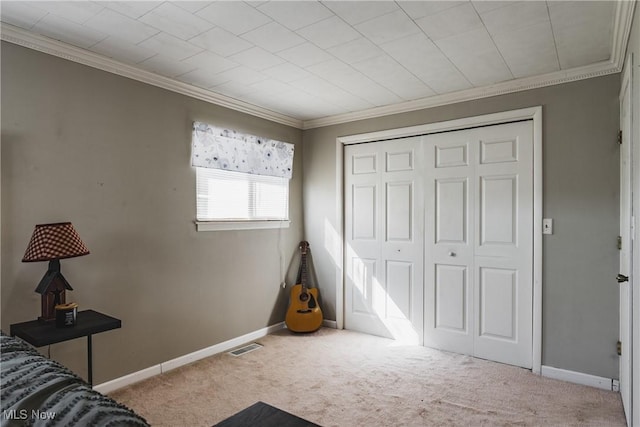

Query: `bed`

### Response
(1, 332, 149, 426)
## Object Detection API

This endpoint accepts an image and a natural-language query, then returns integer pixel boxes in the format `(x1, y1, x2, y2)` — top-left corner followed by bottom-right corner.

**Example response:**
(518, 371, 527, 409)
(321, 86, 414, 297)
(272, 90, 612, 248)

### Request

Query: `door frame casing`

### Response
(336, 106, 543, 374)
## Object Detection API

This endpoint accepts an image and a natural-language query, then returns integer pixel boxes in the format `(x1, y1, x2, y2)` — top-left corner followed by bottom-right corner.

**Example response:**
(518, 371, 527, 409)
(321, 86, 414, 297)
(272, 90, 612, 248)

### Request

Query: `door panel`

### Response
(386, 182, 413, 241)
(352, 185, 376, 240)
(477, 123, 532, 368)
(435, 264, 467, 332)
(386, 261, 412, 319)
(351, 257, 376, 314)
(387, 150, 413, 172)
(352, 153, 377, 174)
(425, 121, 533, 369)
(479, 175, 517, 246)
(480, 137, 518, 164)
(345, 138, 424, 343)
(436, 144, 468, 168)
(436, 178, 467, 243)
(425, 135, 474, 355)
(478, 267, 516, 340)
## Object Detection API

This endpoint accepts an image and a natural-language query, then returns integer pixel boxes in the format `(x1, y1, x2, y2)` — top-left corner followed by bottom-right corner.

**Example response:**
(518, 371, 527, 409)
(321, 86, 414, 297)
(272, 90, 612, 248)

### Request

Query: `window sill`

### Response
(195, 220, 290, 232)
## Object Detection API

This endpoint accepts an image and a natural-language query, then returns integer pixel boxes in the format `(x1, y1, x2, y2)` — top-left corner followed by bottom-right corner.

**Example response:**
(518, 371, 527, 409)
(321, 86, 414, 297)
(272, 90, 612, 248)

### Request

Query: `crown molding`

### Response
(301, 60, 619, 129)
(301, 0, 635, 130)
(302, 0, 636, 130)
(0, 23, 303, 129)
(2, 0, 635, 132)
(611, 0, 636, 68)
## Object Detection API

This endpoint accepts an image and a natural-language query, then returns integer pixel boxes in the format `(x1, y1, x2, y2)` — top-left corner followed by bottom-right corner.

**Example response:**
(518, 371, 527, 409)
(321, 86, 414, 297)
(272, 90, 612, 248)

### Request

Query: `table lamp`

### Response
(22, 222, 90, 323)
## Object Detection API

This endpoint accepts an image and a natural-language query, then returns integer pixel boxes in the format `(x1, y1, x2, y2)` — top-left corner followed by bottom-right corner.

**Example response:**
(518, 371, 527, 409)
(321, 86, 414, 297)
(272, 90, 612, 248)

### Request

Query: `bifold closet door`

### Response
(424, 121, 534, 369)
(344, 137, 424, 343)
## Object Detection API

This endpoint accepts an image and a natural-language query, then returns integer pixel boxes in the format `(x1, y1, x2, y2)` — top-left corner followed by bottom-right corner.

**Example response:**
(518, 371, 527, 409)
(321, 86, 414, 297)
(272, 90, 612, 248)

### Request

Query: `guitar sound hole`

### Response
(299, 292, 309, 302)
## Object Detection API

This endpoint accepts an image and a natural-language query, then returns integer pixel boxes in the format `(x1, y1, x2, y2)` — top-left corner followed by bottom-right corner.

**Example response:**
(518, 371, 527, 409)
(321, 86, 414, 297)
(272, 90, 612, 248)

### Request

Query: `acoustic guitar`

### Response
(285, 241, 323, 333)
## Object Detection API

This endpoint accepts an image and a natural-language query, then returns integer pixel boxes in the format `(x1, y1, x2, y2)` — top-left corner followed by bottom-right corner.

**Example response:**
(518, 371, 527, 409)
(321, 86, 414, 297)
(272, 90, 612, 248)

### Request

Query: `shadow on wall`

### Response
(268, 245, 307, 326)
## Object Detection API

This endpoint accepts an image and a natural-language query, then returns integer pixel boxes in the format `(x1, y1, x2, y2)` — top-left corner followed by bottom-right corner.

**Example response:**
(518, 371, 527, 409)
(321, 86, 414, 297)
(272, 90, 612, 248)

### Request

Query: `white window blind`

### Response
(196, 167, 289, 221)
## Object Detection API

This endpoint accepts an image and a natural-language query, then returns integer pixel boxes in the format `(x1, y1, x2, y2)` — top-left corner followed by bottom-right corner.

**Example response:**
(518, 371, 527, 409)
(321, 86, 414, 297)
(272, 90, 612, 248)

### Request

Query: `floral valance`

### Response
(191, 121, 294, 179)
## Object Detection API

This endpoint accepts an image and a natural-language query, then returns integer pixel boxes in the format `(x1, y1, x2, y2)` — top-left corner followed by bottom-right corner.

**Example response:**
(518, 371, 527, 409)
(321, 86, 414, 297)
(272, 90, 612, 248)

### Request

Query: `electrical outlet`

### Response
(543, 218, 553, 235)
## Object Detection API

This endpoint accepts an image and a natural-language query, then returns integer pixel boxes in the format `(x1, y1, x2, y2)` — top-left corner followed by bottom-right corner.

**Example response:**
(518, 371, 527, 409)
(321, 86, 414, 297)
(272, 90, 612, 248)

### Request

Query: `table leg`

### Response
(87, 334, 93, 386)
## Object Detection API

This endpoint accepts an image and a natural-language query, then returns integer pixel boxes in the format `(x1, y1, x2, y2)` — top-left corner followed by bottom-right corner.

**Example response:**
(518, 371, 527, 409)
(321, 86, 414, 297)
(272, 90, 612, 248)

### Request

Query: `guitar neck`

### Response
(300, 253, 308, 291)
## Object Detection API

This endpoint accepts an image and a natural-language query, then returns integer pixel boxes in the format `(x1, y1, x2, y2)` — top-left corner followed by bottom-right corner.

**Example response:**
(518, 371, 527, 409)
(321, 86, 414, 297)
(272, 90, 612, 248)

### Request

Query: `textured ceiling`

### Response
(0, 1, 629, 127)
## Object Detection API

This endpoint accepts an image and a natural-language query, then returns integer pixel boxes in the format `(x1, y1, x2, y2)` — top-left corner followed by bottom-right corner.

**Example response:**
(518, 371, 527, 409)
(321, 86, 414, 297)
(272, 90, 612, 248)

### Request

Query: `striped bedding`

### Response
(1, 332, 148, 426)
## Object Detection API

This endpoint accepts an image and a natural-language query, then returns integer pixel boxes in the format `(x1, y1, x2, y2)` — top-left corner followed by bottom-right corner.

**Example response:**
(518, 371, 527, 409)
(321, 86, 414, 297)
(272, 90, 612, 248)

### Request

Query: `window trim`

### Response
(195, 220, 291, 232)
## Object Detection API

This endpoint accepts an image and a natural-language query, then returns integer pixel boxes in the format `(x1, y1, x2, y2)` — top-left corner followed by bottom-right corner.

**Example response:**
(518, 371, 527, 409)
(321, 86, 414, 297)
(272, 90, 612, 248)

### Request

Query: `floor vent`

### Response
(228, 343, 263, 357)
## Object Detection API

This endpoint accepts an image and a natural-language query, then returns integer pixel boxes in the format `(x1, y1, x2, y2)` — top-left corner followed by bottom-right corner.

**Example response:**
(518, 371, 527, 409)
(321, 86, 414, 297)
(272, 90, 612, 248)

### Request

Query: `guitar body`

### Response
(285, 284, 323, 333)
(285, 241, 323, 333)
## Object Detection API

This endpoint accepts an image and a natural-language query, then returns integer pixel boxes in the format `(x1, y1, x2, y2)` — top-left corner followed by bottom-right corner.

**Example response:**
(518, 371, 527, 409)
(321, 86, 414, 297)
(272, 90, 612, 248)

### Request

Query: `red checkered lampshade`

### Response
(22, 222, 90, 262)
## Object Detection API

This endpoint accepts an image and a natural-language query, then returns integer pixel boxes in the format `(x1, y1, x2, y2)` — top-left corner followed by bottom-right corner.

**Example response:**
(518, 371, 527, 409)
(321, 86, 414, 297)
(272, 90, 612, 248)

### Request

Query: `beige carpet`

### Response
(110, 328, 625, 426)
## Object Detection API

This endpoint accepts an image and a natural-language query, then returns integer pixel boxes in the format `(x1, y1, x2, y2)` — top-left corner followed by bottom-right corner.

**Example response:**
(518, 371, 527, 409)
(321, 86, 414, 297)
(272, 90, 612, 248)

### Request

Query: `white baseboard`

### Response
(541, 365, 615, 391)
(94, 322, 286, 394)
(323, 319, 338, 329)
(98, 329, 617, 396)
(93, 365, 162, 394)
(161, 322, 285, 372)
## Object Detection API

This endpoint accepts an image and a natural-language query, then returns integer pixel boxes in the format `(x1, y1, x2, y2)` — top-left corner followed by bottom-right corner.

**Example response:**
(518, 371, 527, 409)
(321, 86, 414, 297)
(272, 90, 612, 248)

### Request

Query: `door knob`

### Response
(617, 274, 629, 283)
(448, 251, 456, 257)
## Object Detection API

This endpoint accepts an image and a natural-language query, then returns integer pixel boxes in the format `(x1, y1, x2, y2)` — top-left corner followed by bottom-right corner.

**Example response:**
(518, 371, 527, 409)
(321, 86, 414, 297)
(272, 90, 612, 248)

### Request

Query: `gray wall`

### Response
(303, 74, 621, 379)
(1, 42, 303, 384)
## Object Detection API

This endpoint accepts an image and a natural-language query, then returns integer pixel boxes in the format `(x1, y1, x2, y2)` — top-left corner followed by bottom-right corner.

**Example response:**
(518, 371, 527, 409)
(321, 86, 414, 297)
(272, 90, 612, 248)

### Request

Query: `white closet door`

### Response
(344, 137, 424, 343)
(424, 121, 534, 368)
(424, 129, 476, 355)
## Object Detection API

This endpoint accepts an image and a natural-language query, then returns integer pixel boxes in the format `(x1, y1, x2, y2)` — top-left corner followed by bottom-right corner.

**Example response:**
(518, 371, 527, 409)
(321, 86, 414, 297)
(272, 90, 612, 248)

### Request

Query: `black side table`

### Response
(10, 309, 121, 386)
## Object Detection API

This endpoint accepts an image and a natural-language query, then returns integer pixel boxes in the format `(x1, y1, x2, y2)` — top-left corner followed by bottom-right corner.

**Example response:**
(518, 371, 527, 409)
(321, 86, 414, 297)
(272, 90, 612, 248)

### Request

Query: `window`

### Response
(196, 167, 289, 228)
(191, 121, 294, 231)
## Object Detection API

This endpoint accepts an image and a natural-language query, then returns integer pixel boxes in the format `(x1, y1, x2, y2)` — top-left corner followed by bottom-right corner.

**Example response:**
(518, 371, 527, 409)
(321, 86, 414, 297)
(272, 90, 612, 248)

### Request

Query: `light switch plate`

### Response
(543, 218, 553, 235)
